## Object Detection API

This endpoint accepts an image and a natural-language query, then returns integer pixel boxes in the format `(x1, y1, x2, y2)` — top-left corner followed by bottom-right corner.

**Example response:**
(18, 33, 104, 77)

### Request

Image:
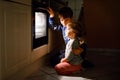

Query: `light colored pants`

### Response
(55, 62, 82, 75)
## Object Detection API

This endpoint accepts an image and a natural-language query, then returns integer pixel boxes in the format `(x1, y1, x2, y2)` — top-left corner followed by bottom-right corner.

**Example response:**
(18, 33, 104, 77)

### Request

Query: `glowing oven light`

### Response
(35, 12, 46, 39)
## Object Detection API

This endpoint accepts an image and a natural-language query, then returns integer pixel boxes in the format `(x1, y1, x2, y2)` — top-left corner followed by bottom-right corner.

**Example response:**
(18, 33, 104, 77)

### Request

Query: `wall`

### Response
(84, 0, 120, 49)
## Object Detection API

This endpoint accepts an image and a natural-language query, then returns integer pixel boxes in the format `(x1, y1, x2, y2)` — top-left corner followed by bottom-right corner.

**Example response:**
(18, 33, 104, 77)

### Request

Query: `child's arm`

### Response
(60, 58, 68, 63)
(79, 37, 85, 45)
(72, 47, 84, 55)
(72, 37, 87, 55)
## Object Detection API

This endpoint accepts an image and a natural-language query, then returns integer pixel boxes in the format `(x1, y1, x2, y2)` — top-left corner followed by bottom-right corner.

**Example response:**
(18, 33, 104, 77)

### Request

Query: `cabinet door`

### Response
(0, 1, 31, 78)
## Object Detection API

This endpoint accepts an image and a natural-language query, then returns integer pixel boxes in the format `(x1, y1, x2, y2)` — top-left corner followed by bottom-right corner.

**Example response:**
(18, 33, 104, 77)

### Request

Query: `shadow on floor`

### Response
(25, 50, 120, 80)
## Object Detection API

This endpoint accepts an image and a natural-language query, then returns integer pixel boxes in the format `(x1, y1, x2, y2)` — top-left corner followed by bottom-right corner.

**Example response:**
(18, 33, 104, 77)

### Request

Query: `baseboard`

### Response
(87, 48, 120, 55)
(88, 48, 120, 52)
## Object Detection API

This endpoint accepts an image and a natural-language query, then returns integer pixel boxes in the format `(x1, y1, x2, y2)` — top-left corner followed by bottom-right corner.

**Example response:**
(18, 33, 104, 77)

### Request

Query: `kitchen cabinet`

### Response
(0, 1, 31, 79)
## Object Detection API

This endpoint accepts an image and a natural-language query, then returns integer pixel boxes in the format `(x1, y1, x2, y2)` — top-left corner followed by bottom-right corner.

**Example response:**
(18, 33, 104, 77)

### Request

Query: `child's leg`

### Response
(55, 62, 82, 75)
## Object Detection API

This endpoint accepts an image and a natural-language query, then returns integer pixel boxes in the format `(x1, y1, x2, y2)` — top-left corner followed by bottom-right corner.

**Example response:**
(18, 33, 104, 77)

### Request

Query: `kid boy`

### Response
(47, 7, 74, 64)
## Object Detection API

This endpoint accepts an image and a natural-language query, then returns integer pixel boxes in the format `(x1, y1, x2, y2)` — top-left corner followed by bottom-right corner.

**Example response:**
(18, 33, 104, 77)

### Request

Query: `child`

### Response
(55, 22, 84, 75)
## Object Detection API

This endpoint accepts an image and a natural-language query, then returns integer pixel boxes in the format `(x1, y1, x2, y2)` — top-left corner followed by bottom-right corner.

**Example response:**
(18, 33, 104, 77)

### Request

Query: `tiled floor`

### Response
(25, 50, 120, 80)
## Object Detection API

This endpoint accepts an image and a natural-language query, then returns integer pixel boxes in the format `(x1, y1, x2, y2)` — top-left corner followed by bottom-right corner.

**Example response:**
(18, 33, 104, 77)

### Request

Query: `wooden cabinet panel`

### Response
(0, 1, 31, 79)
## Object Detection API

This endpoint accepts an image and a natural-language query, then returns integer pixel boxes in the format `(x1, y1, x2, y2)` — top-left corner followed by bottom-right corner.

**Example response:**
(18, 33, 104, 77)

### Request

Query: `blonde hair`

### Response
(67, 22, 81, 36)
